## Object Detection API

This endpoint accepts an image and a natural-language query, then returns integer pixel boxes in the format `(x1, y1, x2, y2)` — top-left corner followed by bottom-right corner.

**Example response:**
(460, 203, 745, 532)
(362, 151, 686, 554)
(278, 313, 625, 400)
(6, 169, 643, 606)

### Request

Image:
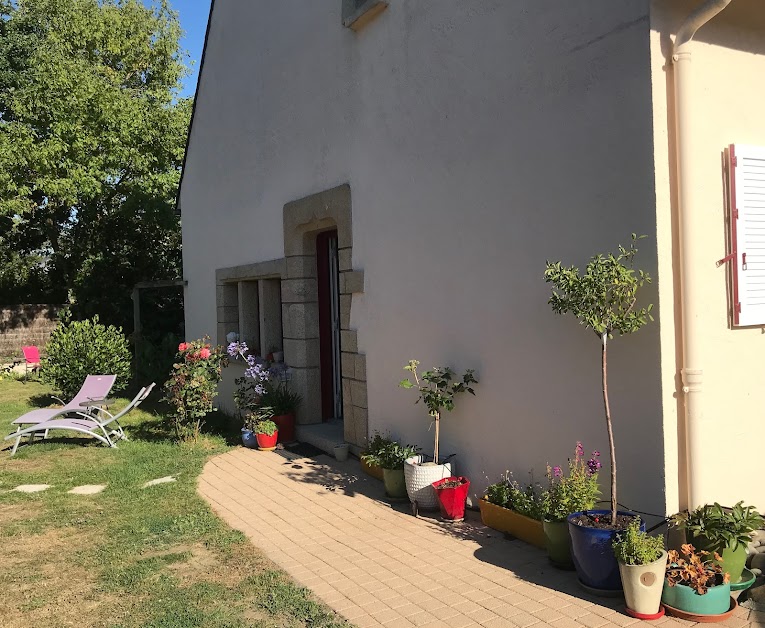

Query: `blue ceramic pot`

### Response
(241, 429, 258, 449)
(567, 510, 642, 591)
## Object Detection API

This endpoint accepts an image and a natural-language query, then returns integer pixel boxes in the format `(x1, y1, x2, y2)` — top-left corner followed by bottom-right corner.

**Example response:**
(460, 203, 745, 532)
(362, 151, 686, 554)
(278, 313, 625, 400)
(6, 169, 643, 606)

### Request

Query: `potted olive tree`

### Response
(612, 519, 667, 619)
(545, 234, 653, 591)
(672, 501, 763, 584)
(399, 360, 477, 513)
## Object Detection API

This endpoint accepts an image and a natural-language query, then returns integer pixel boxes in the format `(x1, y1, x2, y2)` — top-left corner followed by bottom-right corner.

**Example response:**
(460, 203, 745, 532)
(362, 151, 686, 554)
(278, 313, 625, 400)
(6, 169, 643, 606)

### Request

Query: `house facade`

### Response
(180, 0, 765, 516)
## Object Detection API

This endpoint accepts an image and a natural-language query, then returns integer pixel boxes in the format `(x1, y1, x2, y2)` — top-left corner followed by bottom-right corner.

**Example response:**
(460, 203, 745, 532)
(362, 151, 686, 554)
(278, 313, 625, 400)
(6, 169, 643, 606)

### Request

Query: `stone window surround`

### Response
(215, 184, 367, 450)
(341, 0, 388, 31)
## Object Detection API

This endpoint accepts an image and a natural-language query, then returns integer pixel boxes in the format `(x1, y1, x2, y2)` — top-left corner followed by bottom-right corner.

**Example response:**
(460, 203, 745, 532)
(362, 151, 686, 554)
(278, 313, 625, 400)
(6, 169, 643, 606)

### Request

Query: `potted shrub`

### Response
(229, 341, 271, 439)
(360, 431, 392, 481)
(399, 360, 477, 511)
(432, 476, 470, 522)
(542, 443, 601, 569)
(361, 441, 419, 499)
(672, 501, 763, 585)
(254, 416, 278, 451)
(612, 518, 667, 619)
(545, 234, 653, 591)
(261, 382, 302, 444)
(478, 473, 547, 549)
(663, 544, 733, 618)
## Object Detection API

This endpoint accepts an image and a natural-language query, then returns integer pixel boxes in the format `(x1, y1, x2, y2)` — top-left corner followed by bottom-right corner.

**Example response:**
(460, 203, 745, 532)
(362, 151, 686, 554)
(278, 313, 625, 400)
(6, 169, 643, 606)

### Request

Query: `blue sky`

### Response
(143, 0, 212, 98)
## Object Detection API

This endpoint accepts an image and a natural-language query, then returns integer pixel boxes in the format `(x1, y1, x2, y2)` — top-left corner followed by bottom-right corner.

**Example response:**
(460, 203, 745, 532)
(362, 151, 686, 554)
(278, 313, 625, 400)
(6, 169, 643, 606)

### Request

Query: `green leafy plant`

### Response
(163, 338, 229, 441)
(672, 502, 764, 552)
(612, 518, 664, 566)
(399, 360, 477, 464)
(254, 419, 278, 437)
(361, 441, 420, 470)
(243, 405, 275, 432)
(261, 383, 302, 416)
(485, 472, 545, 520)
(543, 442, 601, 522)
(666, 544, 730, 595)
(363, 431, 394, 457)
(41, 315, 131, 398)
(545, 234, 653, 524)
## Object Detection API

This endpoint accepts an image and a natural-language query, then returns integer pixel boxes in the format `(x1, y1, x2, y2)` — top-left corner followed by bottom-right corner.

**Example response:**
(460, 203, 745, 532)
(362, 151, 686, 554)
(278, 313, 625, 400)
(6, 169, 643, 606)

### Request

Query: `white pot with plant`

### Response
(612, 518, 667, 619)
(399, 360, 477, 512)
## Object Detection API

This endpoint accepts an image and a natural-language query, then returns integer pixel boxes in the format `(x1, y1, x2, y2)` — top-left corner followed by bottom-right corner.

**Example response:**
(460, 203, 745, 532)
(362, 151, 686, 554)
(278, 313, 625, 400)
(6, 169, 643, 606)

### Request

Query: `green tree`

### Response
(0, 0, 189, 331)
(544, 235, 653, 524)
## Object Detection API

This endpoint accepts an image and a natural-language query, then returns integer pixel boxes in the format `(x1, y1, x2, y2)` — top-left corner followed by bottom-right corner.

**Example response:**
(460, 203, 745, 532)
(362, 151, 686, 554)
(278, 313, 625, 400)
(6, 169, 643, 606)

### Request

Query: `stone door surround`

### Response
(216, 184, 367, 449)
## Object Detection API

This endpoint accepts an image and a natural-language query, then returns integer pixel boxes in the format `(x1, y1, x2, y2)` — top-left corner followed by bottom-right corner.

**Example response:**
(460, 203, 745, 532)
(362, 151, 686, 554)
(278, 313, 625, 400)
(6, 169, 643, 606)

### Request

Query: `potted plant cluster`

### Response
(545, 234, 653, 592)
(399, 360, 477, 513)
(672, 501, 763, 585)
(432, 476, 470, 522)
(360, 431, 393, 481)
(663, 544, 733, 619)
(612, 518, 667, 619)
(542, 443, 601, 569)
(360, 440, 420, 499)
(479, 473, 546, 549)
(261, 382, 302, 444)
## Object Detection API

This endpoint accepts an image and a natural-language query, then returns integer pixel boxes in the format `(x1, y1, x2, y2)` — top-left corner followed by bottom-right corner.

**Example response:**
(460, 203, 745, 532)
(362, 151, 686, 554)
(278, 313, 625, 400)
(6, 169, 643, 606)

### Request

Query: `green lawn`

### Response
(0, 379, 348, 628)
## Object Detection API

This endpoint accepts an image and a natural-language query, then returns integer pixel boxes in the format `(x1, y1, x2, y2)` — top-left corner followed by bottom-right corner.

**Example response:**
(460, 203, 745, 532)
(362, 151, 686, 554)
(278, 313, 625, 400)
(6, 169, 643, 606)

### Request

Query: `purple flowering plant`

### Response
(228, 341, 272, 427)
(542, 442, 601, 522)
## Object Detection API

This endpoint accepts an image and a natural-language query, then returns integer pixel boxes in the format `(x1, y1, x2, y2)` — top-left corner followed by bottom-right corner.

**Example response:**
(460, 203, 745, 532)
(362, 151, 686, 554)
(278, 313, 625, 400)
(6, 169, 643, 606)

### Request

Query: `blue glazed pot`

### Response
(567, 510, 642, 591)
(241, 429, 258, 449)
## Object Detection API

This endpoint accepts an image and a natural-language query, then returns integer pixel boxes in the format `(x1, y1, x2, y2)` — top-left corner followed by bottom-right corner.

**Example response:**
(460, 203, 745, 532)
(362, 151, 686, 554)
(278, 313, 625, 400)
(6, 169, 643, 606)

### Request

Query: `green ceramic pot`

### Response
(690, 534, 748, 583)
(382, 467, 407, 499)
(662, 578, 731, 615)
(543, 519, 573, 568)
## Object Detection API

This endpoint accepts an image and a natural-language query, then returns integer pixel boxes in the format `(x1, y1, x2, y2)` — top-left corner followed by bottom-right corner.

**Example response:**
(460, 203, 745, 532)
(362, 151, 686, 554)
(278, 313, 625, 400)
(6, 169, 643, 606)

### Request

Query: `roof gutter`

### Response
(672, 0, 734, 510)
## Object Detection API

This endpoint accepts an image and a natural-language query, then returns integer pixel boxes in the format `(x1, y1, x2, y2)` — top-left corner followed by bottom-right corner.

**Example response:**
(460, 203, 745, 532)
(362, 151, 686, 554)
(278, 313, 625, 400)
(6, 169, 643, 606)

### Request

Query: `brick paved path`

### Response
(198, 448, 761, 628)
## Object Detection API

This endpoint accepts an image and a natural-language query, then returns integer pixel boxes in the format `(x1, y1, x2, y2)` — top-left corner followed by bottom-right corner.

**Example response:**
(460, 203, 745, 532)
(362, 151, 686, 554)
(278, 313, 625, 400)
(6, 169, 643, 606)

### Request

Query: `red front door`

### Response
(316, 230, 342, 421)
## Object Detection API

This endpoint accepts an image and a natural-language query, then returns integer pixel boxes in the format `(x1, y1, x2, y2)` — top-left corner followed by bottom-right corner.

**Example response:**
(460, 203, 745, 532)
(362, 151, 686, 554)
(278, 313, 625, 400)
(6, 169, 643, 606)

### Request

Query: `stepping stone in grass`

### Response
(14, 484, 52, 493)
(142, 476, 176, 488)
(68, 484, 107, 495)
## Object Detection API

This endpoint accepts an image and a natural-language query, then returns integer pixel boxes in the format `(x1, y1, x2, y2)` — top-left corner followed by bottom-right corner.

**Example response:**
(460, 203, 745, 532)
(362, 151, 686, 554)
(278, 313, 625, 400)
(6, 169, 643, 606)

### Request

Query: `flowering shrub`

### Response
(543, 442, 601, 522)
(228, 341, 271, 421)
(163, 338, 228, 441)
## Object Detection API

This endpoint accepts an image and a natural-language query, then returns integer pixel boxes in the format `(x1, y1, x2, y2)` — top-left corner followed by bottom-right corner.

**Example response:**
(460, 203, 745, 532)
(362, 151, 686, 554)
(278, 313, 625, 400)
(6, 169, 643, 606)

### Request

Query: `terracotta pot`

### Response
(619, 550, 667, 616)
(478, 498, 545, 549)
(256, 430, 278, 451)
(432, 476, 470, 521)
(361, 457, 384, 481)
(272, 414, 295, 443)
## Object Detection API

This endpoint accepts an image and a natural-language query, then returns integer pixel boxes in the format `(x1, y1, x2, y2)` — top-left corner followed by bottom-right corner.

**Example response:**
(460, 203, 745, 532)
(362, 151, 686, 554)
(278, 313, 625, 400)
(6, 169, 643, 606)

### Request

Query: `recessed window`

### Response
(219, 279, 282, 357)
(342, 0, 387, 31)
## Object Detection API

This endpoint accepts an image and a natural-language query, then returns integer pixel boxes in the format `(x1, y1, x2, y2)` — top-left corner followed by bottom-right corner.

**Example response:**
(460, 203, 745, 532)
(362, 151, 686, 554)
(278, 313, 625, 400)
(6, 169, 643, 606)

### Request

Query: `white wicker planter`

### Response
(404, 455, 454, 510)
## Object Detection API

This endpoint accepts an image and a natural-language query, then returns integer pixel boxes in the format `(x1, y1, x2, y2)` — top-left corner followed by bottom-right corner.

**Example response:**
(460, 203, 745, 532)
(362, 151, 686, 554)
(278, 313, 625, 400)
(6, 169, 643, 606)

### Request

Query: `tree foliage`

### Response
(0, 0, 190, 332)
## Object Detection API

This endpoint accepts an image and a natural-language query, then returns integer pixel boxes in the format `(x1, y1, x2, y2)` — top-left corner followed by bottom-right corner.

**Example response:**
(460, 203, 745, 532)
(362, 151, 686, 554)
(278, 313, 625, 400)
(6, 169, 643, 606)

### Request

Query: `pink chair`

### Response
(21, 346, 41, 378)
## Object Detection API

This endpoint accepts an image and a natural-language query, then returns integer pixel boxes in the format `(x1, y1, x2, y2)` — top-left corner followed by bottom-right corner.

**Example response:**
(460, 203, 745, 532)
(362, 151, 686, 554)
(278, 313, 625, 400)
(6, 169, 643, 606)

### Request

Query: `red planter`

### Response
(256, 430, 278, 451)
(272, 414, 295, 443)
(432, 476, 470, 521)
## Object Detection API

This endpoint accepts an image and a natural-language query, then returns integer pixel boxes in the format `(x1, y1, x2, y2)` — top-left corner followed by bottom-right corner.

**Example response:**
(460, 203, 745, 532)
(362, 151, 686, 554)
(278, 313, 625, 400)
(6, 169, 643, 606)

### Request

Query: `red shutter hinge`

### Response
(734, 208, 739, 220)
(716, 252, 736, 267)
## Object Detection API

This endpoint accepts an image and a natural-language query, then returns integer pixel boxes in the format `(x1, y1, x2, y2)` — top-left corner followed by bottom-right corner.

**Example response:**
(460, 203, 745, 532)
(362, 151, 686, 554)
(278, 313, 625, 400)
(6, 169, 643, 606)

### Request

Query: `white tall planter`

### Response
(404, 455, 454, 510)
(619, 550, 668, 616)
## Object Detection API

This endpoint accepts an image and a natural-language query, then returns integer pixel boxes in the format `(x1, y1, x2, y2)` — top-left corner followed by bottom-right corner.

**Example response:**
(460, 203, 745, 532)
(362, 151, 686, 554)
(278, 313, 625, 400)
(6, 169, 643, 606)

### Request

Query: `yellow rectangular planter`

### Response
(478, 498, 546, 550)
(361, 457, 384, 481)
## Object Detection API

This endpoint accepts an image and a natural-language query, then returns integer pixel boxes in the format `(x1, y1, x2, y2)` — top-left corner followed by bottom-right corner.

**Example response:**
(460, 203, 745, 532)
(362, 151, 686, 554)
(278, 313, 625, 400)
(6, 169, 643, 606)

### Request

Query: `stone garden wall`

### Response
(0, 305, 61, 358)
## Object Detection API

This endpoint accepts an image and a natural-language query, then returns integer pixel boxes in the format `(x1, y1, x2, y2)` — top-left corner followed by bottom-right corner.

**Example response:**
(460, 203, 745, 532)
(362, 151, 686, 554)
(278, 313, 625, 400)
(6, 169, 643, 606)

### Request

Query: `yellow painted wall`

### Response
(651, 0, 765, 513)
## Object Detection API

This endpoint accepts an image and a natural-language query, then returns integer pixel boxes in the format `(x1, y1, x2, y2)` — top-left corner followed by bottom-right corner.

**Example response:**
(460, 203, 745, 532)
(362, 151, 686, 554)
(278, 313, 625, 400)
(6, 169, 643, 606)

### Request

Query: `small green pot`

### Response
(382, 467, 407, 499)
(690, 534, 748, 583)
(543, 519, 573, 568)
(662, 578, 731, 615)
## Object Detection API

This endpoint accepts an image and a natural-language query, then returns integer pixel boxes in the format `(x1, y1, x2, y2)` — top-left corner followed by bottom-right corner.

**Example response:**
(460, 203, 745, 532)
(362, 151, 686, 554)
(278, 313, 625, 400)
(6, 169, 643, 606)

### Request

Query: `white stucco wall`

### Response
(651, 0, 765, 513)
(182, 0, 667, 514)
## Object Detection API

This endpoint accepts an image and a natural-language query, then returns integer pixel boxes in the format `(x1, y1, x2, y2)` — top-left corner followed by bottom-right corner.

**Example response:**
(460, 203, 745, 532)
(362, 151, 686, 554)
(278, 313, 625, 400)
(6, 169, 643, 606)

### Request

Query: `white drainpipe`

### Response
(672, 0, 734, 509)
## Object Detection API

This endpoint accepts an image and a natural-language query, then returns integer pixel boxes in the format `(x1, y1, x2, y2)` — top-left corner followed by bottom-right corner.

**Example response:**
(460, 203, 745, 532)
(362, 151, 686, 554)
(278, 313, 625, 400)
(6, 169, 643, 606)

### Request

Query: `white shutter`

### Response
(731, 144, 765, 326)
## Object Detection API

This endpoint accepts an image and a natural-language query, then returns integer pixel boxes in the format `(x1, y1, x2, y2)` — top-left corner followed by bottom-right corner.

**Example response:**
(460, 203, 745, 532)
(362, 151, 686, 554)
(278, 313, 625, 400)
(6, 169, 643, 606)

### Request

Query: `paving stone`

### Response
(68, 484, 107, 495)
(14, 484, 52, 493)
(142, 476, 176, 488)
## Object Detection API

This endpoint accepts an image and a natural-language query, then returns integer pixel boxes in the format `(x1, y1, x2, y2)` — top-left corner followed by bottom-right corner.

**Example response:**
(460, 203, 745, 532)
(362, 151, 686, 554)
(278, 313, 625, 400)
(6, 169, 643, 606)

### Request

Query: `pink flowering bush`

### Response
(543, 442, 601, 522)
(163, 337, 229, 441)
